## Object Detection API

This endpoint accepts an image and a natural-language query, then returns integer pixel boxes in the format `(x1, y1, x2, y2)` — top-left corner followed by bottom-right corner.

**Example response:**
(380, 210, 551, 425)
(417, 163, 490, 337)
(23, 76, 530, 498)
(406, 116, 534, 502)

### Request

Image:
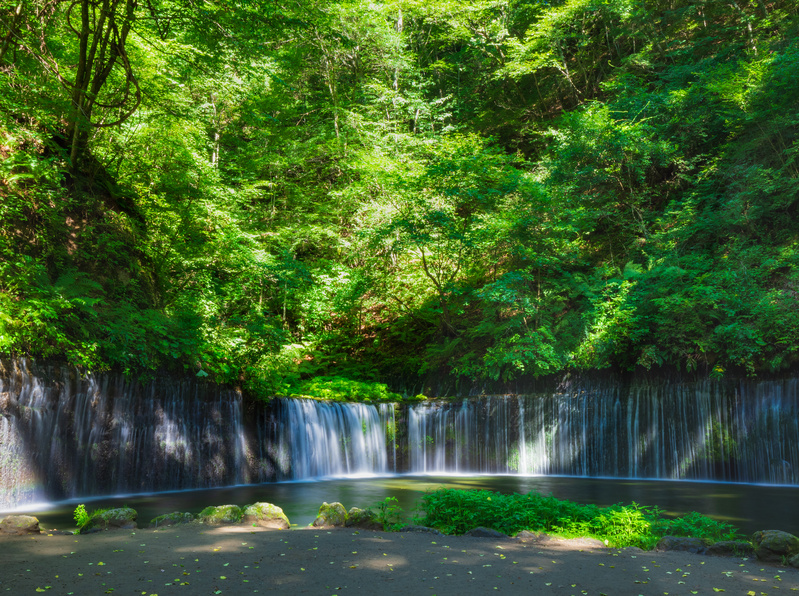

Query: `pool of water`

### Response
(6, 474, 799, 536)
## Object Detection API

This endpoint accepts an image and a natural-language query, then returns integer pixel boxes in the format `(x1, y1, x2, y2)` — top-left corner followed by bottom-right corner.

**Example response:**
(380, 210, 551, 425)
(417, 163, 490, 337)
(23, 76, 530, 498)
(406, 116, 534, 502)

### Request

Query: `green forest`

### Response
(1, 0, 798, 398)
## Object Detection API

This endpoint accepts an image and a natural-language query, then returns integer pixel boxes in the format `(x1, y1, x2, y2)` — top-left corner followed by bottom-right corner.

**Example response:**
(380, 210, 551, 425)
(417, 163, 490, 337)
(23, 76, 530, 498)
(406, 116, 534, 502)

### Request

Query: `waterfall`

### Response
(262, 399, 391, 479)
(0, 360, 394, 510)
(0, 360, 252, 508)
(404, 380, 799, 484)
(2, 359, 799, 511)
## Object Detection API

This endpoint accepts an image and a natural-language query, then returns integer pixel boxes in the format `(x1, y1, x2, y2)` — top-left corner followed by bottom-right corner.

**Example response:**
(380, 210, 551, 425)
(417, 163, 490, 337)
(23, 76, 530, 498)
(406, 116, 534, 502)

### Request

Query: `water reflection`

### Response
(9, 475, 799, 536)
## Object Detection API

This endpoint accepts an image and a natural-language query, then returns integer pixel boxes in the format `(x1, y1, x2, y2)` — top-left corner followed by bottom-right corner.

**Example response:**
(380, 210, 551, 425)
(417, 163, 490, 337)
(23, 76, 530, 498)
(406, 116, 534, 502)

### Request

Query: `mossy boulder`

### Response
(0, 515, 40, 535)
(752, 530, 799, 562)
(312, 502, 347, 528)
(150, 512, 195, 528)
(242, 503, 290, 529)
(198, 504, 244, 525)
(345, 507, 382, 531)
(80, 507, 137, 534)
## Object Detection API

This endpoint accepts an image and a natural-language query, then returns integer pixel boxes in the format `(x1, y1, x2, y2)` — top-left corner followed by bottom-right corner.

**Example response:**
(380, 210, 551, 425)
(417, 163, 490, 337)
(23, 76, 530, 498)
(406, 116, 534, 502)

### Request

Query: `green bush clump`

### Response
(652, 511, 741, 543)
(416, 489, 743, 549)
(373, 497, 406, 531)
(73, 504, 116, 529)
(289, 375, 402, 402)
(73, 504, 90, 528)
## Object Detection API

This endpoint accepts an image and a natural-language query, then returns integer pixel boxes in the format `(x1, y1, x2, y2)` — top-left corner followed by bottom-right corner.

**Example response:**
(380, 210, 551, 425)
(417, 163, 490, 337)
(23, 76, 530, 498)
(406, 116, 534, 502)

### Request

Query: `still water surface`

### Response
(11, 475, 799, 536)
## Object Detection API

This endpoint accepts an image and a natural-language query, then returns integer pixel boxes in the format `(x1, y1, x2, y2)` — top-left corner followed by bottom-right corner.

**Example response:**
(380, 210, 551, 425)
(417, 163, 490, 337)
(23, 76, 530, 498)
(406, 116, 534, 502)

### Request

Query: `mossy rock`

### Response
(312, 502, 347, 528)
(345, 507, 382, 531)
(150, 512, 195, 528)
(0, 515, 40, 535)
(242, 503, 290, 529)
(752, 530, 799, 562)
(80, 507, 137, 534)
(198, 504, 244, 525)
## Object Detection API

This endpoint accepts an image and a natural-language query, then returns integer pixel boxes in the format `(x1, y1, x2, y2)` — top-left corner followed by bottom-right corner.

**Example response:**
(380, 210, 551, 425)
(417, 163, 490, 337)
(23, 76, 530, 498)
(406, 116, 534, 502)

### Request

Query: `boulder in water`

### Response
(345, 507, 382, 531)
(0, 515, 40, 535)
(198, 505, 244, 525)
(312, 502, 347, 527)
(80, 507, 137, 534)
(242, 503, 290, 529)
(150, 512, 195, 528)
(752, 530, 799, 562)
(789, 552, 799, 569)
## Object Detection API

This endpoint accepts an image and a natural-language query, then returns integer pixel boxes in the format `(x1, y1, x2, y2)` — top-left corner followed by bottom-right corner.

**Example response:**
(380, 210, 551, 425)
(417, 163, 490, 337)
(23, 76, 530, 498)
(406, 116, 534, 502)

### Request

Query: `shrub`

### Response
(289, 375, 401, 402)
(73, 504, 90, 528)
(415, 488, 744, 549)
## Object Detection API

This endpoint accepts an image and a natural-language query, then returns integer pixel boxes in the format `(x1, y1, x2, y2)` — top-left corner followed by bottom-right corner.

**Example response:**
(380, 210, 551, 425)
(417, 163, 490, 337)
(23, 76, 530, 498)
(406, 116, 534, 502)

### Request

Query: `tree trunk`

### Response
(65, 0, 140, 171)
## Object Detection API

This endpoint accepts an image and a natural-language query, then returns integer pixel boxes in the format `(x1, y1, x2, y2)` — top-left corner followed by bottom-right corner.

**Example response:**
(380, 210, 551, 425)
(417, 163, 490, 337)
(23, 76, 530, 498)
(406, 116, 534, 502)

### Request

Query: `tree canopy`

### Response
(1, 0, 798, 395)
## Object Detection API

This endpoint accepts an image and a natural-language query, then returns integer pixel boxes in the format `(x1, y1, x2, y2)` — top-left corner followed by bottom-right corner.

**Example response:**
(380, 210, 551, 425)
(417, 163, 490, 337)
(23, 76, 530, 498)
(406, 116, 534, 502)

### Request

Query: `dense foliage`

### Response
(1, 0, 798, 395)
(417, 488, 742, 548)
